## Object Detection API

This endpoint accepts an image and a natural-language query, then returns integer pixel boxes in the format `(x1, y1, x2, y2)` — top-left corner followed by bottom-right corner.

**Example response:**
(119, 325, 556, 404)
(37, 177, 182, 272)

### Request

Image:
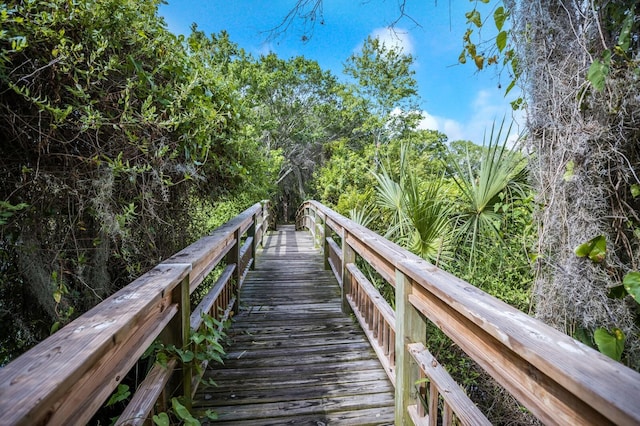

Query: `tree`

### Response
(505, 0, 640, 368)
(279, 0, 640, 370)
(236, 54, 342, 221)
(0, 0, 274, 362)
(343, 36, 421, 163)
(447, 120, 528, 270)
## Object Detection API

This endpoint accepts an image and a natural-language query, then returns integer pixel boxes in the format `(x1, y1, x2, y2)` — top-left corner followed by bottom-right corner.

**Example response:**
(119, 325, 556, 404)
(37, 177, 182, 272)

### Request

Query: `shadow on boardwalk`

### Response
(194, 225, 395, 425)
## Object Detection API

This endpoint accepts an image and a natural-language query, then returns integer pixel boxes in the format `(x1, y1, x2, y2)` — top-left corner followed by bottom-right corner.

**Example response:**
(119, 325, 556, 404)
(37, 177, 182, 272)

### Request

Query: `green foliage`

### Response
(448, 120, 529, 269)
(587, 50, 611, 92)
(235, 53, 339, 216)
(0, 0, 275, 362)
(623, 272, 640, 304)
(574, 235, 607, 263)
(151, 313, 228, 375)
(172, 398, 200, 426)
(313, 139, 378, 213)
(343, 36, 420, 150)
(594, 328, 626, 362)
(372, 145, 451, 263)
(316, 123, 534, 310)
(0, 201, 28, 226)
(143, 312, 227, 424)
(152, 412, 170, 426)
(152, 397, 216, 426)
(106, 384, 131, 407)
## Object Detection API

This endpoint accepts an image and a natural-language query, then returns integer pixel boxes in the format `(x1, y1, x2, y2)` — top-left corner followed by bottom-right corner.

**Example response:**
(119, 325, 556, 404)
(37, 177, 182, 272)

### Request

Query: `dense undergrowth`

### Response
(2, 0, 638, 424)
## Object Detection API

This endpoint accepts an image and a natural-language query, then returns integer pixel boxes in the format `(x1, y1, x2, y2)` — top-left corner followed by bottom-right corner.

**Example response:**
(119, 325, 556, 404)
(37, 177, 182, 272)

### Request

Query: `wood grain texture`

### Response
(299, 200, 640, 425)
(0, 263, 190, 426)
(193, 225, 394, 425)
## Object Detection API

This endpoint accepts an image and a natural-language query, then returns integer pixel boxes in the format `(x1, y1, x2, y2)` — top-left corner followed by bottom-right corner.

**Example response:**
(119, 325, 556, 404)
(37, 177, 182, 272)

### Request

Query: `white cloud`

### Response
(417, 112, 464, 141)
(417, 111, 438, 131)
(367, 27, 415, 55)
(418, 89, 526, 147)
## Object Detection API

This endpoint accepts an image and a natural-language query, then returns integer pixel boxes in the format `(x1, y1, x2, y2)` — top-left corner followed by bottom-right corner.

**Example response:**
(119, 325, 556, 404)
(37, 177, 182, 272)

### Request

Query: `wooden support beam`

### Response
(323, 221, 331, 271)
(395, 269, 426, 425)
(341, 234, 355, 315)
(249, 213, 257, 270)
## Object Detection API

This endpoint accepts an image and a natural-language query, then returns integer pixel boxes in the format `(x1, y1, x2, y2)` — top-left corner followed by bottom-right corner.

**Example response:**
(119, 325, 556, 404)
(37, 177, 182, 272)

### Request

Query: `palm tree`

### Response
(448, 119, 529, 270)
(371, 144, 452, 265)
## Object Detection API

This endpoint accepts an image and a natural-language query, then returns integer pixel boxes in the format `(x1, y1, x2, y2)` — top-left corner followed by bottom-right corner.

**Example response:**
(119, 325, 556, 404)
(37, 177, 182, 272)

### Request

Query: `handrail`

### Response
(296, 200, 640, 426)
(0, 200, 271, 425)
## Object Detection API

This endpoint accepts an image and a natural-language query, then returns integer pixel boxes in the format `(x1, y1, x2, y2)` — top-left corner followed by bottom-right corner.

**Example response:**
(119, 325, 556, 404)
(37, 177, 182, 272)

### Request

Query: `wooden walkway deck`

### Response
(193, 225, 395, 425)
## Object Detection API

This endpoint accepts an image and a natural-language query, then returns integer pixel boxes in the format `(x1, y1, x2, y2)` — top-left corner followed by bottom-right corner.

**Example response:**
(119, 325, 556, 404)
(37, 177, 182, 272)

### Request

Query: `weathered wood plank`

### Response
(408, 342, 490, 426)
(0, 263, 190, 426)
(208, 406, 394, 426)
(193, 225, 394, 424)
(300, 200, 640, 425)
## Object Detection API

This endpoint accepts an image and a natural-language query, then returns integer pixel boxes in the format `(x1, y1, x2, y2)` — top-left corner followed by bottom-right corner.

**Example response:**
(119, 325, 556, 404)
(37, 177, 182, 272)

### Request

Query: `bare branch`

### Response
(264, 0, 324, 43)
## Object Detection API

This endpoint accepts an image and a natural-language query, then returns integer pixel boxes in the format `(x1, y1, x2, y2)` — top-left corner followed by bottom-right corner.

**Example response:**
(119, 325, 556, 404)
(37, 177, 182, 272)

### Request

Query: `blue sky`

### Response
(159, 0, 522, 144)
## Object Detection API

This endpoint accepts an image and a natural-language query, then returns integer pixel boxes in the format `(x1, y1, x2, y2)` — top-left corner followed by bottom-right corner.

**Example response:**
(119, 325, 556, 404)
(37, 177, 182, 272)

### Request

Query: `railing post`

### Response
(312, 207, 318, 246)
(178, 274, 192, 408)
(226, 227, 241, 295)
(160, 268, 192, 409)
(323, 220, 330, 271)
(249, 213, 257, 271)
(317, 214, 324, 249)
(395, 269, 426, 425)
(341, 231, 355, 314)
(262, 201, 269, 245)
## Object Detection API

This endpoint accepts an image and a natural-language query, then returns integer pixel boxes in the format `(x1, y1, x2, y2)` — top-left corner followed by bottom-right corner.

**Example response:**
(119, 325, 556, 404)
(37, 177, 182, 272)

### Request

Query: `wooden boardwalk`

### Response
(194, 225, 395, 425)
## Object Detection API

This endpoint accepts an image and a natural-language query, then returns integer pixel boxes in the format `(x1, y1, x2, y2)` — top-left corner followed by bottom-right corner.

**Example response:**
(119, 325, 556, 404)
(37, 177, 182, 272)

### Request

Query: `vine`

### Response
(106, 312, 228, 425)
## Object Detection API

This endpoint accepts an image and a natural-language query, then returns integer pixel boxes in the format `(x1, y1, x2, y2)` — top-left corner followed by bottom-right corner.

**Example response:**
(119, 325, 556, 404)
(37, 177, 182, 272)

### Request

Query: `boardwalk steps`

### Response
(193, 225, 395, 425)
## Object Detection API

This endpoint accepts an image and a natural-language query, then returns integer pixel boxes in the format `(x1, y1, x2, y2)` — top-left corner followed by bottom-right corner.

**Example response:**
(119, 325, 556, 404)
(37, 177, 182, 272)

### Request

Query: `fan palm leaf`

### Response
(373, 144, 452, 264)
(449, 118, 529, 268)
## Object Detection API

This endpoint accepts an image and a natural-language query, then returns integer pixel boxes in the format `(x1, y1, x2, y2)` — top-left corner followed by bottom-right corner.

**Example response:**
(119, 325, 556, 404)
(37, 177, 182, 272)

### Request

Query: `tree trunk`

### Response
(511, 0, 640, 369)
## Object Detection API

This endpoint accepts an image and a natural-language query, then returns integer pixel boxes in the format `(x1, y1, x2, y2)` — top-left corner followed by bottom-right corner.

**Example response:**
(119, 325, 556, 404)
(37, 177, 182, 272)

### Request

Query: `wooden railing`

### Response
(0, 201, 271, 426)
(296, 200, 640, 426)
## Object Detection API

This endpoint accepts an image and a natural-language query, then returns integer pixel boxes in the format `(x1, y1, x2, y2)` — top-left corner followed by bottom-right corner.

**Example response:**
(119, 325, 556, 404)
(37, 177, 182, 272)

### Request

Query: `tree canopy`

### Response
(2, 4, 638, 423)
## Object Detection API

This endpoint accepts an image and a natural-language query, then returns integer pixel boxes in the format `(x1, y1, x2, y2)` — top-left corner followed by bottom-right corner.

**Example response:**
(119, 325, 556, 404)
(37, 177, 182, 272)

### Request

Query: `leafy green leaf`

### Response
(587, 51, 611, 92)
(191, 333, 205, 345)
(176, 348, 194, 363)
(573, 327, 594, 348)
(494, 6, 507, 31)
(617, 10, 635, 52)
(574, 235, 606, 263)
(587, 59, 606, 91)
(152, 413, 170, 426)
(465, 10, 482, 28)
(504, 79, 516, 96)
(155, 351, 168, 368)
(510, 97, 523, 110)
(496, 31, 507, 53)
(106, 384, 130, 406)
(50, 321, 61, 335)
(631, 184, 640, 198)
(172, 398, 200, 425)
(623, 271, 640, 304)
(594, 328, 625, 362)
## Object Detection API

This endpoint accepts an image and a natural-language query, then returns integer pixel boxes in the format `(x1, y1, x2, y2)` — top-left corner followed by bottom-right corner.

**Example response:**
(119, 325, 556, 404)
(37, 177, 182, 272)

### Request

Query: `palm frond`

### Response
(448, 118, 529, 269)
